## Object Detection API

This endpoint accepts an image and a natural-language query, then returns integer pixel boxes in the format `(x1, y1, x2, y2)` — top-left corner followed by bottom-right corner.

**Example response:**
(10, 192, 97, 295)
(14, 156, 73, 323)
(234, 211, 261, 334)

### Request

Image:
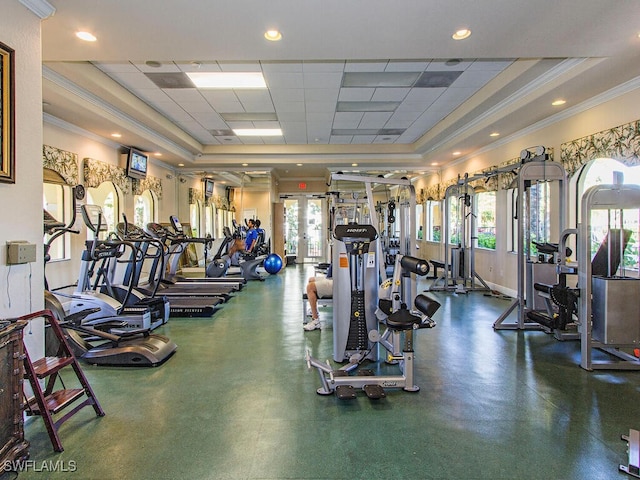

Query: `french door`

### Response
(283, 196, 326, 263)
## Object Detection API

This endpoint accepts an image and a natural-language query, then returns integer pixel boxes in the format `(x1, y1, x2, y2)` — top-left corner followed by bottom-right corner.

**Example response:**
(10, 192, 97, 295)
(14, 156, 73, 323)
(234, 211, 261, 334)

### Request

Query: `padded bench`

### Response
(302, 293, 333, 323)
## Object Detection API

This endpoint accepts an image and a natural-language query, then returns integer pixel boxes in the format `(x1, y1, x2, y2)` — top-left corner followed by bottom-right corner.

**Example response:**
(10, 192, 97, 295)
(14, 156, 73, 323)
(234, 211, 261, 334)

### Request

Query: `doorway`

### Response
(284, 196, 326, 263)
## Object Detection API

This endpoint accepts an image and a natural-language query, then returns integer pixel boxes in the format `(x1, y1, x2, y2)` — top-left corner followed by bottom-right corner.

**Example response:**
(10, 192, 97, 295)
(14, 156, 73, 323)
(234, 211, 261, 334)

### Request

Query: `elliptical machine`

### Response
(43, 188, 177, 367)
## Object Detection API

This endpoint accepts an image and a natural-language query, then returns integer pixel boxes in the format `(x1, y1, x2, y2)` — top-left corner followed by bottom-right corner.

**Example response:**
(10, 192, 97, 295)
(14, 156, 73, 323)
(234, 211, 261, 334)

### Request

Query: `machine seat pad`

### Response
(386, 307, 422, 330)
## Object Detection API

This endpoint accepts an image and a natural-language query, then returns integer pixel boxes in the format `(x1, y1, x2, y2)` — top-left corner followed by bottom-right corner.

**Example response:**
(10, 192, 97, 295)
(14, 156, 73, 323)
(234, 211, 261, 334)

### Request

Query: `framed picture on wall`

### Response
(0, 41, 15, 184)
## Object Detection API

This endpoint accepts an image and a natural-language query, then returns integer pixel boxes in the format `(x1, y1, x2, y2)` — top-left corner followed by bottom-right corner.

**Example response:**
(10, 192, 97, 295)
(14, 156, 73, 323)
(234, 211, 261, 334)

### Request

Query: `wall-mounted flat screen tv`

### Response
(126, 148, 148, 180)
(203, 178, 214, 198)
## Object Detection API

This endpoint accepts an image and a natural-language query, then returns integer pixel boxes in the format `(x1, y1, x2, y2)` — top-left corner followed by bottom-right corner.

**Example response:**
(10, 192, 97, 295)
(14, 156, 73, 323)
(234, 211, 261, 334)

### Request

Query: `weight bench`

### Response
(302, 293, 333, 324)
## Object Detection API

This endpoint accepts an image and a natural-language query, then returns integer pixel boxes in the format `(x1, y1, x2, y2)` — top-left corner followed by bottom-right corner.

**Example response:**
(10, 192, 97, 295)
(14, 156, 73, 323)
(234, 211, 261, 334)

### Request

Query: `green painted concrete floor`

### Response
(12, 264, 640, 480)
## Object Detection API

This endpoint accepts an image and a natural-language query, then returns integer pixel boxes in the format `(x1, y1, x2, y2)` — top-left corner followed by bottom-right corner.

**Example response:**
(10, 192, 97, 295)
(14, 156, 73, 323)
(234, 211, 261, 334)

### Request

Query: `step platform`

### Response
(335, 385, 357, 400)
(363, 384, 386, 399)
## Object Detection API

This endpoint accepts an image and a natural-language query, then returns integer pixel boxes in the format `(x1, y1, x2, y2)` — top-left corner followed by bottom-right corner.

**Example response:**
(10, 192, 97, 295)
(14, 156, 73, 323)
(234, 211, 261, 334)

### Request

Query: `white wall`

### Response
(0, 3, 45, 357)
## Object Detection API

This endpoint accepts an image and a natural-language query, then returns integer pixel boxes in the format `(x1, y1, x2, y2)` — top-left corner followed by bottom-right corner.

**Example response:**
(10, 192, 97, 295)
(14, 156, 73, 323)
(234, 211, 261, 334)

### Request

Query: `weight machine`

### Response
(494, 150, 569, 331)
(306, 252, 438, 398)
(306, 174, 440, 399)
(578, 182, 640, 370)
(429, 179, 490, 293)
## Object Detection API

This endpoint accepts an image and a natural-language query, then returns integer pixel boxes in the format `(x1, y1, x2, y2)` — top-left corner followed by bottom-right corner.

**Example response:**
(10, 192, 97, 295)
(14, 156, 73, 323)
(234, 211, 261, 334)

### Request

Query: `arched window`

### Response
(43, 182, 70, 261)
(134, 189, 155, 228)
(576, 158, 640, 270)
(87, 181, 120, 236)
(476, 190, 496, 250)
(190, 201, 201, 237)
(425, 199, 441, 242)
(205, 204, 215, 238)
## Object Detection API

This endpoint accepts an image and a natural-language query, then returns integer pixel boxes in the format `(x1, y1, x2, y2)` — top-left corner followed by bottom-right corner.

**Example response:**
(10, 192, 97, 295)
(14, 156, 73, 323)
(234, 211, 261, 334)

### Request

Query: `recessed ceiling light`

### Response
(233, 128, 283, 136)
(178, 163, 185, 167)
(452, 28, 471, 40)
(296, 163, 303, 166)
(452, 151, 461, 156)
(352, 163, 358, 167)
(490, 132, 500, 137)
(186, 72, 267, 89)
(242, 163, 249, 167)
(111, 133, 121, 138)
(431, 162, 439, 166)
(76, 31, 97, 42)
(552, 99, 566, 106)
(264, 29, 282, 41)
(154, 152, 162, 157)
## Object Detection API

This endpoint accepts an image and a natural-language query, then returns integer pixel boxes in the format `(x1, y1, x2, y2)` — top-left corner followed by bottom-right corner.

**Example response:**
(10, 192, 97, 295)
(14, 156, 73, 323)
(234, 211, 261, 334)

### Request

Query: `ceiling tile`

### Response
(145, 72, 195, 89)
(359, 112, 393, 128)
(304, 88, 339, 102)
(344, 61, 388, 72)
(261, 61, 303, 73)
(385, 60, 430, 72)
(264, 72, 304, 88)
(333, 112, 364, 128)
(342, 71, 420, 87)
(414, 71, 463, 88)
(371, 87, 410, 101)
(303, 61, 345, 72)
(338, 88, 374, 101)
(337, 101, 400, 112)
(273, 101, 305, 113)
(270, 88, 305, 103)
(303, 72, 343, 88)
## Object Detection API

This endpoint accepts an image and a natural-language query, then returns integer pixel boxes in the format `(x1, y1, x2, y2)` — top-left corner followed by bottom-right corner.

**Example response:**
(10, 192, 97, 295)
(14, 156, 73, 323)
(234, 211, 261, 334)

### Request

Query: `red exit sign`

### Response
(298, 182, 307, 190)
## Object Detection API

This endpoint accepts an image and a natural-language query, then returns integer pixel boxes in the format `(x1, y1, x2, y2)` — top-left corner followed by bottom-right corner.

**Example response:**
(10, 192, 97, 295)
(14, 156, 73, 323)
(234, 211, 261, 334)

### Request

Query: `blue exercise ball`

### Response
(263, 253, 283, 274)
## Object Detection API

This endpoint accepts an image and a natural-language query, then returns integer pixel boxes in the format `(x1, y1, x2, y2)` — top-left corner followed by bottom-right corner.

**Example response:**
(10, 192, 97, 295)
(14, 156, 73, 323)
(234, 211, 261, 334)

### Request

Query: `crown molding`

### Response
(19, 0, 55, 19)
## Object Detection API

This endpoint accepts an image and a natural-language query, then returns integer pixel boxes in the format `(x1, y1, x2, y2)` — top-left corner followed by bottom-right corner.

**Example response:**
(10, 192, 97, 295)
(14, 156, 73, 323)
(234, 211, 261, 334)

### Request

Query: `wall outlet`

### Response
(6, 241, 37, 264)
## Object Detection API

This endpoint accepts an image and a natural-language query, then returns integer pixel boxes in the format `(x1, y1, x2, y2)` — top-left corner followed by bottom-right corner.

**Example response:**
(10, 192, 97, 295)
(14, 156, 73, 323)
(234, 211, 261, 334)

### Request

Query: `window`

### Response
(134, 190, 155, 229)
(507, 188, 517, 252)
(190, 202, 200, 237)
(508, 183, 550, 254)
(416, 203, 424, 240)
(529, 182, 550, 254)
(87, 181, 120, 236)
(448, 195, 462, 245)
(476, 190, 496, 250)
(43, 183, 68, 261)
(426, 199, 441, 242)
(205, 204, 215, 238)
(578, 158, 640, 271)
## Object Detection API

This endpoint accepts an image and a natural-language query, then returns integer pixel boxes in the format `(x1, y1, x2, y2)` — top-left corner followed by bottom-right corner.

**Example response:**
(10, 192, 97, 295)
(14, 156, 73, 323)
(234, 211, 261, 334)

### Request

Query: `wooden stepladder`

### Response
(19, 309, 104, 452)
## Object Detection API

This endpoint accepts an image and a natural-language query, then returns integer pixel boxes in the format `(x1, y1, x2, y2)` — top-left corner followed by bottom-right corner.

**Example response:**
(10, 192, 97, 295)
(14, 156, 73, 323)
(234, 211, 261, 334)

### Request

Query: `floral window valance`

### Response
(42, 145, 79, 185)
(561, 119, 640, 176)
(133, 176, 163, 199)
(189, 187, 203, 205)
(83, 157, 131, 194)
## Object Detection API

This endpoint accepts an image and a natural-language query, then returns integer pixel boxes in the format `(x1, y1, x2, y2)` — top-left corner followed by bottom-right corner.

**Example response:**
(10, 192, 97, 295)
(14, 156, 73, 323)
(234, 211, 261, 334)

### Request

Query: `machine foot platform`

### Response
(363, 384, 386, 399)
(620, 429, 640, 478)
(335, 385, 357, 400)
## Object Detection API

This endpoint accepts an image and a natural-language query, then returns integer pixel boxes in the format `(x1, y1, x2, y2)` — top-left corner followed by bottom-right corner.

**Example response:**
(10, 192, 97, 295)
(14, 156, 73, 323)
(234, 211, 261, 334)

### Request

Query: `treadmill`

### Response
(112, 219, 225, 318)
(146, 221, 245, 291)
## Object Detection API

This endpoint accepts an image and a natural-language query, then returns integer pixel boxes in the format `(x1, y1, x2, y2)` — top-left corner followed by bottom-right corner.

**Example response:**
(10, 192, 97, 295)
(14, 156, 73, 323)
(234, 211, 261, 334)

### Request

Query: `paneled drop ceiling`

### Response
(38, 0, 640, 188)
